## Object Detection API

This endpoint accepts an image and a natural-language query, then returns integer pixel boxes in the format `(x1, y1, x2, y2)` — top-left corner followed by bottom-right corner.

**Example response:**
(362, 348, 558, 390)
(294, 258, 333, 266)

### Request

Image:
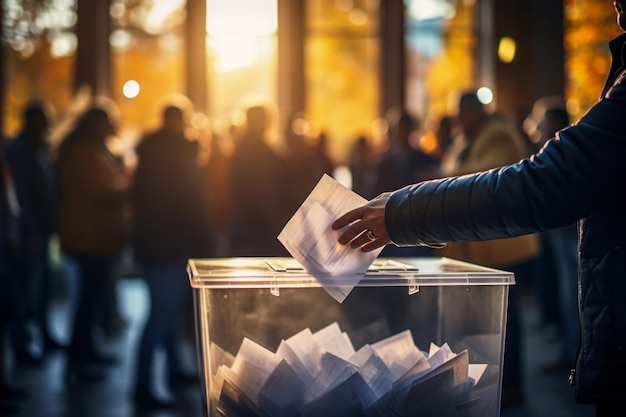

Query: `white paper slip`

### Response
(277, 174, 384, 302)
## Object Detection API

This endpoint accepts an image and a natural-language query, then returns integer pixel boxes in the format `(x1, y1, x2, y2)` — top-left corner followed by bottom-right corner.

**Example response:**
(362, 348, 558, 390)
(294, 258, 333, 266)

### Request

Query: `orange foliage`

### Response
(564, 0, 622, 121)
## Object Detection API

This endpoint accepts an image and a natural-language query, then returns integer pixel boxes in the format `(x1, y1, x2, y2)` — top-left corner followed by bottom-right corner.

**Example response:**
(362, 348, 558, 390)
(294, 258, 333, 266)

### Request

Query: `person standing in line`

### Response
(0, 146, 24, 416)
(370, 106, 442, 258)
(56, 104, 131, 383)
(348, 135, 376, 199)
(333, 2, 626, 415)
(131, 103, 213, 410)
(4, 99, 63, 364)
(227, 103, 290, 256)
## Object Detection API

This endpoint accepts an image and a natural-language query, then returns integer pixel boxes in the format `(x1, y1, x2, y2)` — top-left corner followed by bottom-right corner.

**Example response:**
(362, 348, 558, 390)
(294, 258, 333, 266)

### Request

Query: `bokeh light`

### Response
(477, 87, 494, 105)
(122, 80, 141, 98)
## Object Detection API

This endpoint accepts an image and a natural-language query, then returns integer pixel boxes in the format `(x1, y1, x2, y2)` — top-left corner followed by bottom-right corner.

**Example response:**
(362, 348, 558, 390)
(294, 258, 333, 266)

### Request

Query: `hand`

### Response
(332, 192, 392, 252)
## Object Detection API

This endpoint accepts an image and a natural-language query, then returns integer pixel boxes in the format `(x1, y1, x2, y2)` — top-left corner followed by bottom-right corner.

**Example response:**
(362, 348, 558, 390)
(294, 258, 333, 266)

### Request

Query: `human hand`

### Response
(332, 192, 392, 252)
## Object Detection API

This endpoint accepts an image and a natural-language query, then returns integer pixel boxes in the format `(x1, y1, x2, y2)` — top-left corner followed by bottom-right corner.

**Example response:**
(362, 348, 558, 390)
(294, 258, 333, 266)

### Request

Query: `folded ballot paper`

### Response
(209, 322, 487, 417)
(277, 174, 385, 302)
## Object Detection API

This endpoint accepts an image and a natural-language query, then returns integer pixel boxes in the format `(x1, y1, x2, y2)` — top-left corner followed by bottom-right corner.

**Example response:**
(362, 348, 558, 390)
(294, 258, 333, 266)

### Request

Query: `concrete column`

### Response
(75, 0, 111, 97)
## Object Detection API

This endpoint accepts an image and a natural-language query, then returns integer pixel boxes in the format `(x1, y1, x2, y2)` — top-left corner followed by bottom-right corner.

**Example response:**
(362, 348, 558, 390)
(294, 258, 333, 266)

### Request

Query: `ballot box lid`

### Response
(187, 257, 515, 289)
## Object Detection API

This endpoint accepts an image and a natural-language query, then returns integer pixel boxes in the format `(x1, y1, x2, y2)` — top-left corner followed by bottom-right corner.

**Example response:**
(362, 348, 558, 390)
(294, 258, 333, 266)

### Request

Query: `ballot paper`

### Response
(277, 174, 384, 302)
(209, 322, 488, 417)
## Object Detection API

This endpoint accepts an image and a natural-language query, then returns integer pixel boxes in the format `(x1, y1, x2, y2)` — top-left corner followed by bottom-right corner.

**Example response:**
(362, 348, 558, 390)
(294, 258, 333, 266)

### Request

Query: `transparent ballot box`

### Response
(187, 257, 515, 417)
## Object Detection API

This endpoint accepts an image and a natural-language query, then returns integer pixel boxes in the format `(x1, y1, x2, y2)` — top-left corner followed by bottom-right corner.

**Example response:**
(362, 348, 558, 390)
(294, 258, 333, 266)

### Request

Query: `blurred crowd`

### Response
(0, 91, 578, 413)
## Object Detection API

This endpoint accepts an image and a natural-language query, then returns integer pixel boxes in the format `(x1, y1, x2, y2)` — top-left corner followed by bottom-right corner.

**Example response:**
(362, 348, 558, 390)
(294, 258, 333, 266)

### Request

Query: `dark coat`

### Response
(4, 131, 58, 239)
(132, 130, 212, 265)
(227, 134, 289, 256)
(385, 33, 626, 405)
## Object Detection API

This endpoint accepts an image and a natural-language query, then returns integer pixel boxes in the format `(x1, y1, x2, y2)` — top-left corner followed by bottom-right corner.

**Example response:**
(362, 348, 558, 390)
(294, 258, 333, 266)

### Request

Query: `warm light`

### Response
(335, 0, 354, 12)
(191, 112, 210, 131)
(408, 0, 456, 20)
(348, 9, 368, 25)
(476, 87, 494, 105)
(50, 33, 76, 58)
(334, 165, 353, 190)
(498, 36, 516, 63)
(123, 80, 141, 98)
(207, 0, 277, 73)
(110, 29, 134, 51)
(143, 0, 185, 35)
(566, 98, 581, 118)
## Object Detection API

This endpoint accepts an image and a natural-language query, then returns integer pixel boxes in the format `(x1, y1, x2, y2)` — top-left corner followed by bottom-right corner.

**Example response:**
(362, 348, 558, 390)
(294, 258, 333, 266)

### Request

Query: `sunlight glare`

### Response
(207, 0, 277, 73)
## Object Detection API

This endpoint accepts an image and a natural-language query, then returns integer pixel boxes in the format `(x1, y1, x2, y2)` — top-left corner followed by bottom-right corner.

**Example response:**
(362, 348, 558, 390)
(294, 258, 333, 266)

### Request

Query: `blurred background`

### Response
(1, 0, 619, 164)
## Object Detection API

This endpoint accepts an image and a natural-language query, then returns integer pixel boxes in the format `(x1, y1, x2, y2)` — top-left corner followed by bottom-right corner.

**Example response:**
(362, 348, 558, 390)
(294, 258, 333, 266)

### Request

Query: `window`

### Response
(305, 0, 380, 162)
(405, 0, 477, 124)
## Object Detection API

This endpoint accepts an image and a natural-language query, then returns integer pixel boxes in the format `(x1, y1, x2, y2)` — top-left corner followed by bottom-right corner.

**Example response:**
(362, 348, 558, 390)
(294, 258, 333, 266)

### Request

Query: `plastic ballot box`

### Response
(187, 257, 515, 417)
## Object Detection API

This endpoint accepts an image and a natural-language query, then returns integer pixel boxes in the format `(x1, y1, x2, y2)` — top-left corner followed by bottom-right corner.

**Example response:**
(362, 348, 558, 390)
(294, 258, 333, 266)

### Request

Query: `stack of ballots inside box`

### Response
(209, 322, 487, 417)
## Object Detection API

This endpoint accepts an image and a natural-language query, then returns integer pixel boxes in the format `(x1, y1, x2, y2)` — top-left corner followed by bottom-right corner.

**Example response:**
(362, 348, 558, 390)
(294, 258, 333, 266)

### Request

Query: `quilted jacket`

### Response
(385, 34, 626, 405)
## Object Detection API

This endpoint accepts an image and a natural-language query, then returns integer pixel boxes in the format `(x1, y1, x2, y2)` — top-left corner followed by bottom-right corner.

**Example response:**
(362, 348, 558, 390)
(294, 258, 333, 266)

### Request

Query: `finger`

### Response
(338, 221, 366, 245)
(360, 239, 385, 252)
(349, 230, 372, 249)
(332, 206, 365, 230)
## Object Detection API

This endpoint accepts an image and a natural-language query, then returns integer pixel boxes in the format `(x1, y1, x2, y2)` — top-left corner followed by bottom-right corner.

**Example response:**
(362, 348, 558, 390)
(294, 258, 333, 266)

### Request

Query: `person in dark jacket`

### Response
(4, 99, 62, 362)
(131, 104, 213, 410)
(333, 2, 626, 416)
(227, 103, 289, 256)
(0, 146, 23, 415)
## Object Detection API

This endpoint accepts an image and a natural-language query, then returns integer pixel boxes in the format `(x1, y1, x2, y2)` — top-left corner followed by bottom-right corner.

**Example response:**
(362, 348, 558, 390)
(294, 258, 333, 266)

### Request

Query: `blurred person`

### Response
(205, 130, 233, 256)
(281, 113, 333, 217)
(131, 104, 213, 410)
(348, 135, 375, 198)
(525, 97, 579, 373)
(227, 103, 289, 256)
(438, 91, 540, 407)
(56, 105, 131, 383)
(371, 107, 441, 196)
(433, 115, 455, 162)
(371, 107, 441, 258)
(3, 99, 63, 364)
(333, 2, 626, 414)
(312, 130, 336, 178)
(0, 146, 24, 415)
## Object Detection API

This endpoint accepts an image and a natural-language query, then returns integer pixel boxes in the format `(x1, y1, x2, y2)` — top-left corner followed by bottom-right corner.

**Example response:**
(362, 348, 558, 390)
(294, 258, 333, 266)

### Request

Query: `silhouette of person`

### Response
(56, 104, 131, 383)
(433, 115, 455, 163)
(205, 130, 233, 256)
(131, 103, 213, 409)
(281, 113, 333, 217)
(348, 135, 375, 198)
(311, 130, 335, 179)
(227, 103, 289, 256)
(3, 99, 62, 364)
(371, 107, 441, 197)
(371, 107, 441, 258)
(0, 146, 24, 415)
